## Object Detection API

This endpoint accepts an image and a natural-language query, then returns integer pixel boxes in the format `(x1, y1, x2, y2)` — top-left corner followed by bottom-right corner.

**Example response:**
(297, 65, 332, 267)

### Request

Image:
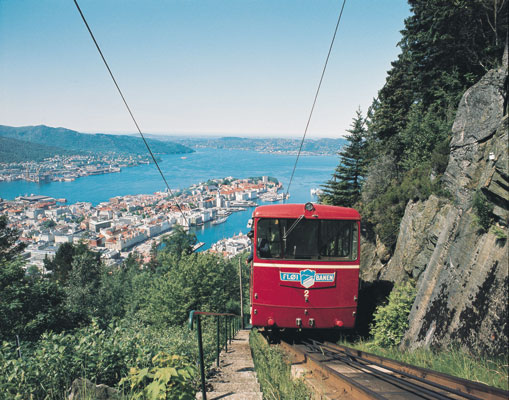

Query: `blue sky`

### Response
(0, 0, 410, 138)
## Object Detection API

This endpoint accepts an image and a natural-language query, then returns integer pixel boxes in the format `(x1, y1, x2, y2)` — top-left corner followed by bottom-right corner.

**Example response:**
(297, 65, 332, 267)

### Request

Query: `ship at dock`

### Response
(211, 216, 228, 225)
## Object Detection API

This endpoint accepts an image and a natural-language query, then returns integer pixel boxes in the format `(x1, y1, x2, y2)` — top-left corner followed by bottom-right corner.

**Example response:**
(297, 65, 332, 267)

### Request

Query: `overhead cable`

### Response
(72, 0, 189, 226)
(285, 0, 347, 199)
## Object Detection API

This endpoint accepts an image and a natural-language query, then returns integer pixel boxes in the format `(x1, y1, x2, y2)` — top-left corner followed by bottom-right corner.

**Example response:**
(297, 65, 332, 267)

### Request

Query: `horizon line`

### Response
(1, 123, 347, 140)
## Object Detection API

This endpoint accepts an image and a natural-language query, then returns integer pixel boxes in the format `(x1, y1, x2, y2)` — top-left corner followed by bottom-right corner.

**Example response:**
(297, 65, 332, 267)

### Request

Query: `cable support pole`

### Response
(72, 0, 188, 227)
(285, 0, 347, 199)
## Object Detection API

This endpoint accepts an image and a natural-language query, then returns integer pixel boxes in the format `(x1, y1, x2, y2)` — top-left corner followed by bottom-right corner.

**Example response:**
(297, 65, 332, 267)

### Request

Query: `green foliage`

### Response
(96, 258, 142, 322)
(321, 109, 367, 208)
(42, 219, 57, 229)
(44, 242, 90, 284)
(43, 241, 136, 327)
(250, 330, 309, 399)
(0, 214, 244, 398)
(160, 226, 197, 260)
(399, 103, 452, 172)
(119, 353, 195, 400)
(64, 248, 103, 324)
(490, 225, 507, 240)
(370, 281, 417, 347)
(364, 165, 442, 248)
(132, 252, 240, 327)
(0, 215, 26, 262)
(0, 258, 68, 342)
(472, 190, 494, 232)
(0, 320, 196, 399)
(430, 136, 451, 175)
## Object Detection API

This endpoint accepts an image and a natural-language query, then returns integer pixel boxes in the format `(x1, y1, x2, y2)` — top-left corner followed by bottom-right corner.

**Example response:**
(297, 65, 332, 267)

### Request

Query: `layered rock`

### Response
(361, 59, 508, 355)
(444, 64, 508, 217)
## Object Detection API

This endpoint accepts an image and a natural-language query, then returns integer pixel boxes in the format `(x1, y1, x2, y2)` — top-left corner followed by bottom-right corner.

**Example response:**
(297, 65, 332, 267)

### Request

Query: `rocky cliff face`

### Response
(361, 60, 508, 356)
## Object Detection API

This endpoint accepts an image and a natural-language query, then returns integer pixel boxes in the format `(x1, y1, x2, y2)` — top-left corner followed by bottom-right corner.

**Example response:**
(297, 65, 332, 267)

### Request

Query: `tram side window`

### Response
(256, 219, 282, 258)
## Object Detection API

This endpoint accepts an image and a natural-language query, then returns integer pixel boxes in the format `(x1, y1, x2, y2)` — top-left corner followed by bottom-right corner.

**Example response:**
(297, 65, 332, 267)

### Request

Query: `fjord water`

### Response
(0, 148, 338, 249)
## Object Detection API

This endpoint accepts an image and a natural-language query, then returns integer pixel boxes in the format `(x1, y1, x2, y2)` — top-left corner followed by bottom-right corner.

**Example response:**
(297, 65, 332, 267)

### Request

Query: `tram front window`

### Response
(256, 218, 358, 261)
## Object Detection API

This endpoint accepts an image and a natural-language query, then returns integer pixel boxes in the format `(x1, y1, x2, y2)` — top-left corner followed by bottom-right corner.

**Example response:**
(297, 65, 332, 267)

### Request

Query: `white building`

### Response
(54, 233, 72, 244)
(235, 192, 249, 201)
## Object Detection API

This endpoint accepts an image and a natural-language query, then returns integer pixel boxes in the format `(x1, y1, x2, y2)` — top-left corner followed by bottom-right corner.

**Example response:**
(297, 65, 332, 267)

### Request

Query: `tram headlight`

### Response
(304, 202, 315, 211)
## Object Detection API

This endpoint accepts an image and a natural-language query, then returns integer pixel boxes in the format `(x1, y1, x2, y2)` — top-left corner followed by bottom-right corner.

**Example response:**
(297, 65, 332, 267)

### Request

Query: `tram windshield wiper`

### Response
(283, 215, 305, 240)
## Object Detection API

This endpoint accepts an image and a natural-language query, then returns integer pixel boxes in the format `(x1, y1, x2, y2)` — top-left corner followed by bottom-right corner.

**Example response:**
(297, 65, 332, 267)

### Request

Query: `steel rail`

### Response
(276, 336, 508, 400)
(278, 339, 388, 400)
(305, 340, 465, 400)
(323, 341, 509, 400)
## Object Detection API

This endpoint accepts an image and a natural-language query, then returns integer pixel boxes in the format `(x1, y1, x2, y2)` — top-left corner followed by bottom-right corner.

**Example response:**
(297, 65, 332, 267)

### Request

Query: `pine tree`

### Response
(321, 110, 367, 208)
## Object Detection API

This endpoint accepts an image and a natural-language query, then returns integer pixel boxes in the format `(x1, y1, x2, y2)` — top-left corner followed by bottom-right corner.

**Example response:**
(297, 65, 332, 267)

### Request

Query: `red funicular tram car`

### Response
(249, 202, 360, 331)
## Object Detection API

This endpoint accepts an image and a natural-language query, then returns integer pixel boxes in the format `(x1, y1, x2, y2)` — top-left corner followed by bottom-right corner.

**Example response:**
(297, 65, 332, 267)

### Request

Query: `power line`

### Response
(72, 0, 188, 226)
(285, 0, 347, 199)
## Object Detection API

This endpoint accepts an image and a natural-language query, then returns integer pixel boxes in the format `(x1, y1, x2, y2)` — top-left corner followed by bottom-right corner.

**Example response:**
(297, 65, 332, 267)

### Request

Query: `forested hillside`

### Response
(0, 136, 81, 163)
(0, 125, 193, 156)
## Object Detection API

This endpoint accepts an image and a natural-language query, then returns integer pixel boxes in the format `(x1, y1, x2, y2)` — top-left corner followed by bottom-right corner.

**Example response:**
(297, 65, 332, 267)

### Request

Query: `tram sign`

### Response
(280, 269, 335, 288)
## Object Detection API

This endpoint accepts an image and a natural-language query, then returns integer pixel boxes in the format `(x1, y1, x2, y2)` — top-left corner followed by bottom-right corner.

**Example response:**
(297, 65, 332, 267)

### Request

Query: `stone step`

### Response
(210, 381, 261, 392)
(210, 371, 258, 382)
(196, 392, 263, 400)
(219, 364, 256, 372)
(218, 360, 253, 366)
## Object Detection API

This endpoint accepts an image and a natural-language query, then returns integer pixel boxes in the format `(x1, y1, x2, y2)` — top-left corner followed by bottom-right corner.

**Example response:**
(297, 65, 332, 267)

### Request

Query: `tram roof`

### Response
(253, 203, 360, 220)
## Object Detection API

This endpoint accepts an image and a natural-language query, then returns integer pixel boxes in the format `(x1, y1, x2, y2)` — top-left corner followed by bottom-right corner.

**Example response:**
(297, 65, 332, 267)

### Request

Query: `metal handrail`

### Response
(188, 310, 241, 400)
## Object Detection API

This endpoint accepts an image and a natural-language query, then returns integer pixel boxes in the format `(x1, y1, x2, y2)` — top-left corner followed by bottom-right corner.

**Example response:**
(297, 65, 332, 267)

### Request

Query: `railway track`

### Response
(276, 338, 508, 400)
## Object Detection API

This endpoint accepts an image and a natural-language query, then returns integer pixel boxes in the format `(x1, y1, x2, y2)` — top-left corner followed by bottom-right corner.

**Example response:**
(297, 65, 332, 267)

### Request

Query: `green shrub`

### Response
(250, 330, 309, 399)
(0, 320, 196, 399)
(430, 136, 451, 175)
(119, 353, 195, 399)
(363, 165, 442, 249)
(132, 252, 240, 327)
(370, 281, 417, 347)
(472, 190, 494, 232)
(490, 225, 507, 240)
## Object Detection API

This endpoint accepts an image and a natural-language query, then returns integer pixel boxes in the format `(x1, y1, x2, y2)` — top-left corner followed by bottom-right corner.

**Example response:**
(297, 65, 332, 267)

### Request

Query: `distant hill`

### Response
(0, 125, 193, 156)
(0, 136, 80, 163)
(161, 136, 346, 155)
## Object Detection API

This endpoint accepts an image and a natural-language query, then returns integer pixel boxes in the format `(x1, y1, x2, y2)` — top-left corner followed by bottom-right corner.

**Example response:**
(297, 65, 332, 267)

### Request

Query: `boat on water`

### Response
(212, 217, 228, 225)
(258, 190, 290, 202)
(192, 242, 205, 251)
